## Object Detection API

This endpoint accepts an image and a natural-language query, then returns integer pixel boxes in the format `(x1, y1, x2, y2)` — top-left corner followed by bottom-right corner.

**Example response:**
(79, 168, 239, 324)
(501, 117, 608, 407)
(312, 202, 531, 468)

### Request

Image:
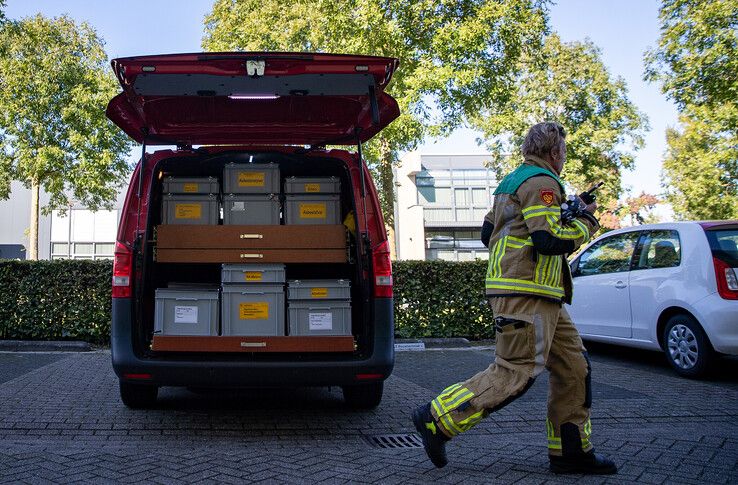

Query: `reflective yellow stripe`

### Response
(522, 205, 560, 220)
(457, 410, 485, 431)
(507, 235, 533, 245)
(573, 219, 590, 240)
(545, 214, 587, 240)
(548, 438, 562, 450)
(486, 278, 565, 297)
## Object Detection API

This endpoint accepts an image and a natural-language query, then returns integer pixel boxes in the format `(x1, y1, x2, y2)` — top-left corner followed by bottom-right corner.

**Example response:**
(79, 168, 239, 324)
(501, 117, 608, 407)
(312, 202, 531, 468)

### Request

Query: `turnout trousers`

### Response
(429, 296, 593, 456)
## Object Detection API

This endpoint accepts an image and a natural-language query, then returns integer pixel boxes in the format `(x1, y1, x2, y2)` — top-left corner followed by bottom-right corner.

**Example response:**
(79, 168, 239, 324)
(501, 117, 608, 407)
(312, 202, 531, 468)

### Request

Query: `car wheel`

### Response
(342, 382, 383, 409)
(663, 314, 712, 378)
(119, 381, 158, 408)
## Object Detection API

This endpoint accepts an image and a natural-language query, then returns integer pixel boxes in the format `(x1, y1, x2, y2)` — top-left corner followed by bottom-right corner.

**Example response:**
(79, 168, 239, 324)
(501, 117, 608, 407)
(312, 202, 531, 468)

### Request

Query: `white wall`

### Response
(394, 152, 426, 260)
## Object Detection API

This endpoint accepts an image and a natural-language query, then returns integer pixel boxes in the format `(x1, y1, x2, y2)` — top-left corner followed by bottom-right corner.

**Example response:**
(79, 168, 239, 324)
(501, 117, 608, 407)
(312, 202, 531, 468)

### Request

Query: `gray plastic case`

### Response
(284, 176, 340, 194)
(284, 194, 340, 225)
(222, 264, 286, 284)
(223, 194, 280, 225)
(161, 194, 219, 225)
(288, 300, 352, 336)
(221, 285, 285, 336)
(162, 176, 219, 195)
(287, 279, 351, 300)
(223, 163, 280, 194)
(154, 288, 219, 336)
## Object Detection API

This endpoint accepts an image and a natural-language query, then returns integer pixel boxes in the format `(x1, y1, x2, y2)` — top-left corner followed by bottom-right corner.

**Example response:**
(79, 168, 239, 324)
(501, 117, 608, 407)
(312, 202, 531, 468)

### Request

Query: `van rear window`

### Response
(705, 228, 738, 266)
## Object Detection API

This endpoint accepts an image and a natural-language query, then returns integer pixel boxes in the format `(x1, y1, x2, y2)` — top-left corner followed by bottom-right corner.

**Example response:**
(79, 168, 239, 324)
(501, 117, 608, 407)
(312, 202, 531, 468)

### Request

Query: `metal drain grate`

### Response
(365, 433, 423, 449)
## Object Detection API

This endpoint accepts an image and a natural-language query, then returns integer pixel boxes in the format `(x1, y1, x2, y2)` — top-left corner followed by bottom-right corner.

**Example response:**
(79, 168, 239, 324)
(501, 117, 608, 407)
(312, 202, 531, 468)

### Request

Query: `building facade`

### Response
(394, 152, 498, 261)
(0, 180, 128, 260)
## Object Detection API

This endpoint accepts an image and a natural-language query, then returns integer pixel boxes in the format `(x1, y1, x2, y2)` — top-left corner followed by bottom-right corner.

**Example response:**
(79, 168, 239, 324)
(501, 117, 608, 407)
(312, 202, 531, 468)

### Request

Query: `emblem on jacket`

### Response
(540, 188, 555, 206)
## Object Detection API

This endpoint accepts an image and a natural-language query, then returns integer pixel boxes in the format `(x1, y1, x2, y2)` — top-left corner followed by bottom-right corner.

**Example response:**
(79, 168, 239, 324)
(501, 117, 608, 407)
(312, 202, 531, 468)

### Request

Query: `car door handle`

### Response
(614, 281, 627, 289)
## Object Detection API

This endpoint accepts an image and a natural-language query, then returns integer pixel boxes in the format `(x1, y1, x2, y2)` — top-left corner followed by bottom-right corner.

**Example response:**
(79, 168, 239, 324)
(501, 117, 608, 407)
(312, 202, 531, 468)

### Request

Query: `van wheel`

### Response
(342, 382, 383, 409)
(119, 381, 158, 408)
(663, 315, 712, 378)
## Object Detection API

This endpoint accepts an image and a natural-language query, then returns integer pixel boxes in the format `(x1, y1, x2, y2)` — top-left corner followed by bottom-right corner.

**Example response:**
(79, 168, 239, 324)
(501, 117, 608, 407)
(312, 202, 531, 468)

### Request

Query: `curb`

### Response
(0, 340, 92, 352)
(395, 338, 471, 349)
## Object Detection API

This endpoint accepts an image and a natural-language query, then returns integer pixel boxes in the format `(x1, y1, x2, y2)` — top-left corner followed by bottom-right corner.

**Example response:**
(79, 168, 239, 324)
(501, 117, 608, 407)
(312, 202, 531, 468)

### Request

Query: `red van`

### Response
(107, 53, 397, 409)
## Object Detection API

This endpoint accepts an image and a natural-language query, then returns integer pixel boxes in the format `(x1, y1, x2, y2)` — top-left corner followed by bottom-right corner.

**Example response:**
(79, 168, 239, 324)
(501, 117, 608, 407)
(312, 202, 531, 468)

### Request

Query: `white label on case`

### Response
(174, 306, 198, 324)
(309, 312, 333, 331)
(232, 201, 245, 211)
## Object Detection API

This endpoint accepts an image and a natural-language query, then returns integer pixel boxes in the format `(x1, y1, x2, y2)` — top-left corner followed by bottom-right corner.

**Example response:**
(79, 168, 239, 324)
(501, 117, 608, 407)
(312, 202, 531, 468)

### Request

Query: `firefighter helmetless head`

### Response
(521, 122, 567, 175)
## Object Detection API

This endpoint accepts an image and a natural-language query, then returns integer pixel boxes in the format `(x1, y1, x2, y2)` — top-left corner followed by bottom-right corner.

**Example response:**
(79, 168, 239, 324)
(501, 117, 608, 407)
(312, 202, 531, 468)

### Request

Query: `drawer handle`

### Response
(240, 253, 264, 259)
(240, 234, 263, 239)
(240, 342, 267, 348)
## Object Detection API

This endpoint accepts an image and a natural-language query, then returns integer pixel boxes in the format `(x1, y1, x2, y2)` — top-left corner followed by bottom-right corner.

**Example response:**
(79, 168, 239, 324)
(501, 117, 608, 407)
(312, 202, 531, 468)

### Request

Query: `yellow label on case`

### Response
(305, 183, 321, 193)
(311, 288, 328, 298)
(299, 203, 326, 219)
(244, 271, 263, 281)
(238, 172, 265, 187)
(239, 302, 269, 319)
(174, 203, 202, 219)
(183, 183, 199, 193)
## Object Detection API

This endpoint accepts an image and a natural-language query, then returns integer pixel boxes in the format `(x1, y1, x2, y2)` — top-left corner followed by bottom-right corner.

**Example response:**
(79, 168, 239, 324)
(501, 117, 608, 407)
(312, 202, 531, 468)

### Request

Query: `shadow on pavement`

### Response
(584, 339, 738, 384)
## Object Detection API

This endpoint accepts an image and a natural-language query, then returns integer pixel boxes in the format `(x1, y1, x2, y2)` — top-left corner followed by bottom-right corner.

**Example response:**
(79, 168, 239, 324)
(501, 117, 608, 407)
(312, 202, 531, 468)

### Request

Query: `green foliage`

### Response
(662, 108, 738, 220)
(644, 0, 738, 112)
(645, 0, 738, 220)
(0, 260, 112, 344)
(0, 15, 132, 212)
(201, 0, 551, 224)
(472, 34, 648, 208)
(393, 260, 494, 339)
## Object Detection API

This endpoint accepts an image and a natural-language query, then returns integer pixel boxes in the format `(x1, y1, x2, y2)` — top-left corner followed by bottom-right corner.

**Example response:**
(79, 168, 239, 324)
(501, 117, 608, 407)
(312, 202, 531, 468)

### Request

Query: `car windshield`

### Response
(705, 228, 738, 266)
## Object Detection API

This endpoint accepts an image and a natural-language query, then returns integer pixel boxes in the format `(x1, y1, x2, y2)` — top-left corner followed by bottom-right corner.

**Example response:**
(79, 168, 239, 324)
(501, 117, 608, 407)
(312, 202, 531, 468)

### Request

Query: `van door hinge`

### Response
(246, 60, 265, 77)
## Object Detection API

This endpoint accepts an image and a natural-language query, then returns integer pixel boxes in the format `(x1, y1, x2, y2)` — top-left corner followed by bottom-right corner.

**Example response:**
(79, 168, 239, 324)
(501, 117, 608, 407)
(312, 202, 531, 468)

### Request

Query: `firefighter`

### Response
(412, 122, 617, 475)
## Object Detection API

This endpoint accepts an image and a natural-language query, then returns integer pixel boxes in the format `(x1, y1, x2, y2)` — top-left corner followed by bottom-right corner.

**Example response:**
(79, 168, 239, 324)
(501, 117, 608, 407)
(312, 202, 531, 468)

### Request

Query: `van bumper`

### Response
(111, 298, 395, 387)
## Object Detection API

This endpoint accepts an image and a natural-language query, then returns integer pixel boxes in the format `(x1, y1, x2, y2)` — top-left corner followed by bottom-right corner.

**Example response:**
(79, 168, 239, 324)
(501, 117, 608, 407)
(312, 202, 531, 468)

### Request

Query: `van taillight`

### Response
(713, 257, 738, 300)
(372, 240, 393, 298)
(113, 242, 133, 299)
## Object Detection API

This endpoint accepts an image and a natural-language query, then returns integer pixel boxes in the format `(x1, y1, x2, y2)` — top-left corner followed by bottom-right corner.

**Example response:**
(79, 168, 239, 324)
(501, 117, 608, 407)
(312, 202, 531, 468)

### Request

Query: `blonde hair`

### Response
(521, 122, 566, 159)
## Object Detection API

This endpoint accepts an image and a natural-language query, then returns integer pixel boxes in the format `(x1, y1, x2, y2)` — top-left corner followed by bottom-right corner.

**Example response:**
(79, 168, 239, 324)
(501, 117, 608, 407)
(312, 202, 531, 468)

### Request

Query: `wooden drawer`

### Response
(156, 225, 346, 249)
(155, 248, 347, 263)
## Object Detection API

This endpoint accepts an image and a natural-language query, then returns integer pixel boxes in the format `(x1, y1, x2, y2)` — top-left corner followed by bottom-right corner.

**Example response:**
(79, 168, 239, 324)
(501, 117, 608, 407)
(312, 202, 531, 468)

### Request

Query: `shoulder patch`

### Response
(540, 188, 555, 206)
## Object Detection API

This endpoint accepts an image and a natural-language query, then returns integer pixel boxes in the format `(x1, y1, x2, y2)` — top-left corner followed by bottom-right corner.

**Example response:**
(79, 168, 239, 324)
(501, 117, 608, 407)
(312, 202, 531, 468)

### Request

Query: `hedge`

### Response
(0, 260, 113, 344)
(0, 259, 494, 343)
(393, 260, 494, 340)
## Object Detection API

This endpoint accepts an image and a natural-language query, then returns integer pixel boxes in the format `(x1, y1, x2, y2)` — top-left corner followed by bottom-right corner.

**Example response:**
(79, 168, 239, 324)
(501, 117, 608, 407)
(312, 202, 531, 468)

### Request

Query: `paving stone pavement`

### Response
(0, 344, 736, 484)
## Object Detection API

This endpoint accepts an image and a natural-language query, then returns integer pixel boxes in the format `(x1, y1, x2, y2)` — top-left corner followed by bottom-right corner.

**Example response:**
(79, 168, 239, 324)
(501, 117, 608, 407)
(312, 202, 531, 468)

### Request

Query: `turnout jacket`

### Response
(483, 155, 599, 304)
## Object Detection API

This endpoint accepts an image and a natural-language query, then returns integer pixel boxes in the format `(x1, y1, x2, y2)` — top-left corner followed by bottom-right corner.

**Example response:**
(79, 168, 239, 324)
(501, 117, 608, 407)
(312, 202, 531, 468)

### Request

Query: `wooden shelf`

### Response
(151, 335, 356, 353)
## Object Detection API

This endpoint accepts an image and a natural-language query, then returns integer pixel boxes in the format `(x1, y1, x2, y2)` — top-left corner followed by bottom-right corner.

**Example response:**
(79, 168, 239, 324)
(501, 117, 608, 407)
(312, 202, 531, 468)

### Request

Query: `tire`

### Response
(119, 381, 159, 408)
(342, 381, 383, 409)
(662, 314, 713, 378)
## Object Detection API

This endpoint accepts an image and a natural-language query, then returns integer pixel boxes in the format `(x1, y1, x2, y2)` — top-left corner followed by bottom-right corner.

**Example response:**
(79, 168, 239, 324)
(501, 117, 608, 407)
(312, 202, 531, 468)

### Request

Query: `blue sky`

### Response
(5, 0, 678, 198)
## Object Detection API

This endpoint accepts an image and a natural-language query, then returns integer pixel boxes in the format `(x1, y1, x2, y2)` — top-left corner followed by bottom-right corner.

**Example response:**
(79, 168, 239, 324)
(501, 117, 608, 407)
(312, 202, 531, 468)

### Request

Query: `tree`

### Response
(0, 15, 132, 259)
(471, 34, 648, 211)
(202, 0, 551, 249)
(644, 0, 737, 220)
(661, 108, 738, 219)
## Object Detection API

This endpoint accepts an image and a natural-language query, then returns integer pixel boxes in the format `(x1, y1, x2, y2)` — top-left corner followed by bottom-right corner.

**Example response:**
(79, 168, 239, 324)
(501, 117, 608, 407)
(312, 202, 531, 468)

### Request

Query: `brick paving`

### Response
(0, 345, 736, 484)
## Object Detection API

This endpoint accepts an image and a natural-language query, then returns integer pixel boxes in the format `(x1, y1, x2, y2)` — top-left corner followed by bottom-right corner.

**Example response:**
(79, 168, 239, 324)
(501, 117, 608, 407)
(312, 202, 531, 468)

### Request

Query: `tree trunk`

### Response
(377, 141, 397, 260)
(29, 178, 39, 260)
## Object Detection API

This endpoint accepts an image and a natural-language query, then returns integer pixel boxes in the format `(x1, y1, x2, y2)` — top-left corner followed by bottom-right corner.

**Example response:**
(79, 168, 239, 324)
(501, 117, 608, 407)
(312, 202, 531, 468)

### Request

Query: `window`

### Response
(634, 230, 681, 270)
(454, 188, 469, 205)
(576, 232, 641, 276)
(472, 188, 487, 205)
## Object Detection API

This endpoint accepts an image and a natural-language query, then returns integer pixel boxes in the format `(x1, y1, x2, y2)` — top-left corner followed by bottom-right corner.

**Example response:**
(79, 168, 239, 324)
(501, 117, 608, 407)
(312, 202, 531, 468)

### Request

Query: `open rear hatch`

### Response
(106, 52, 400, 147)
(107, 53, 398, 358)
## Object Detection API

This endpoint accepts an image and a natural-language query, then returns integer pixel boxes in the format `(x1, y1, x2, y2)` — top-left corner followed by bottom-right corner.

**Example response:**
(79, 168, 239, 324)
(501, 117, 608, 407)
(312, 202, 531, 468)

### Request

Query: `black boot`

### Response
(412, 402, 449, 468)
(550, 423, 617, 474)
(549, 451, 618, 475)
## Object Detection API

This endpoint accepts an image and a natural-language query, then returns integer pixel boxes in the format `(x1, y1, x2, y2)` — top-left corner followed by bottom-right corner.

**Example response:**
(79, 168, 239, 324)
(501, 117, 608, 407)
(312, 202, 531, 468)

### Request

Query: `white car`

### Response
(566, 221, 738, 377)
